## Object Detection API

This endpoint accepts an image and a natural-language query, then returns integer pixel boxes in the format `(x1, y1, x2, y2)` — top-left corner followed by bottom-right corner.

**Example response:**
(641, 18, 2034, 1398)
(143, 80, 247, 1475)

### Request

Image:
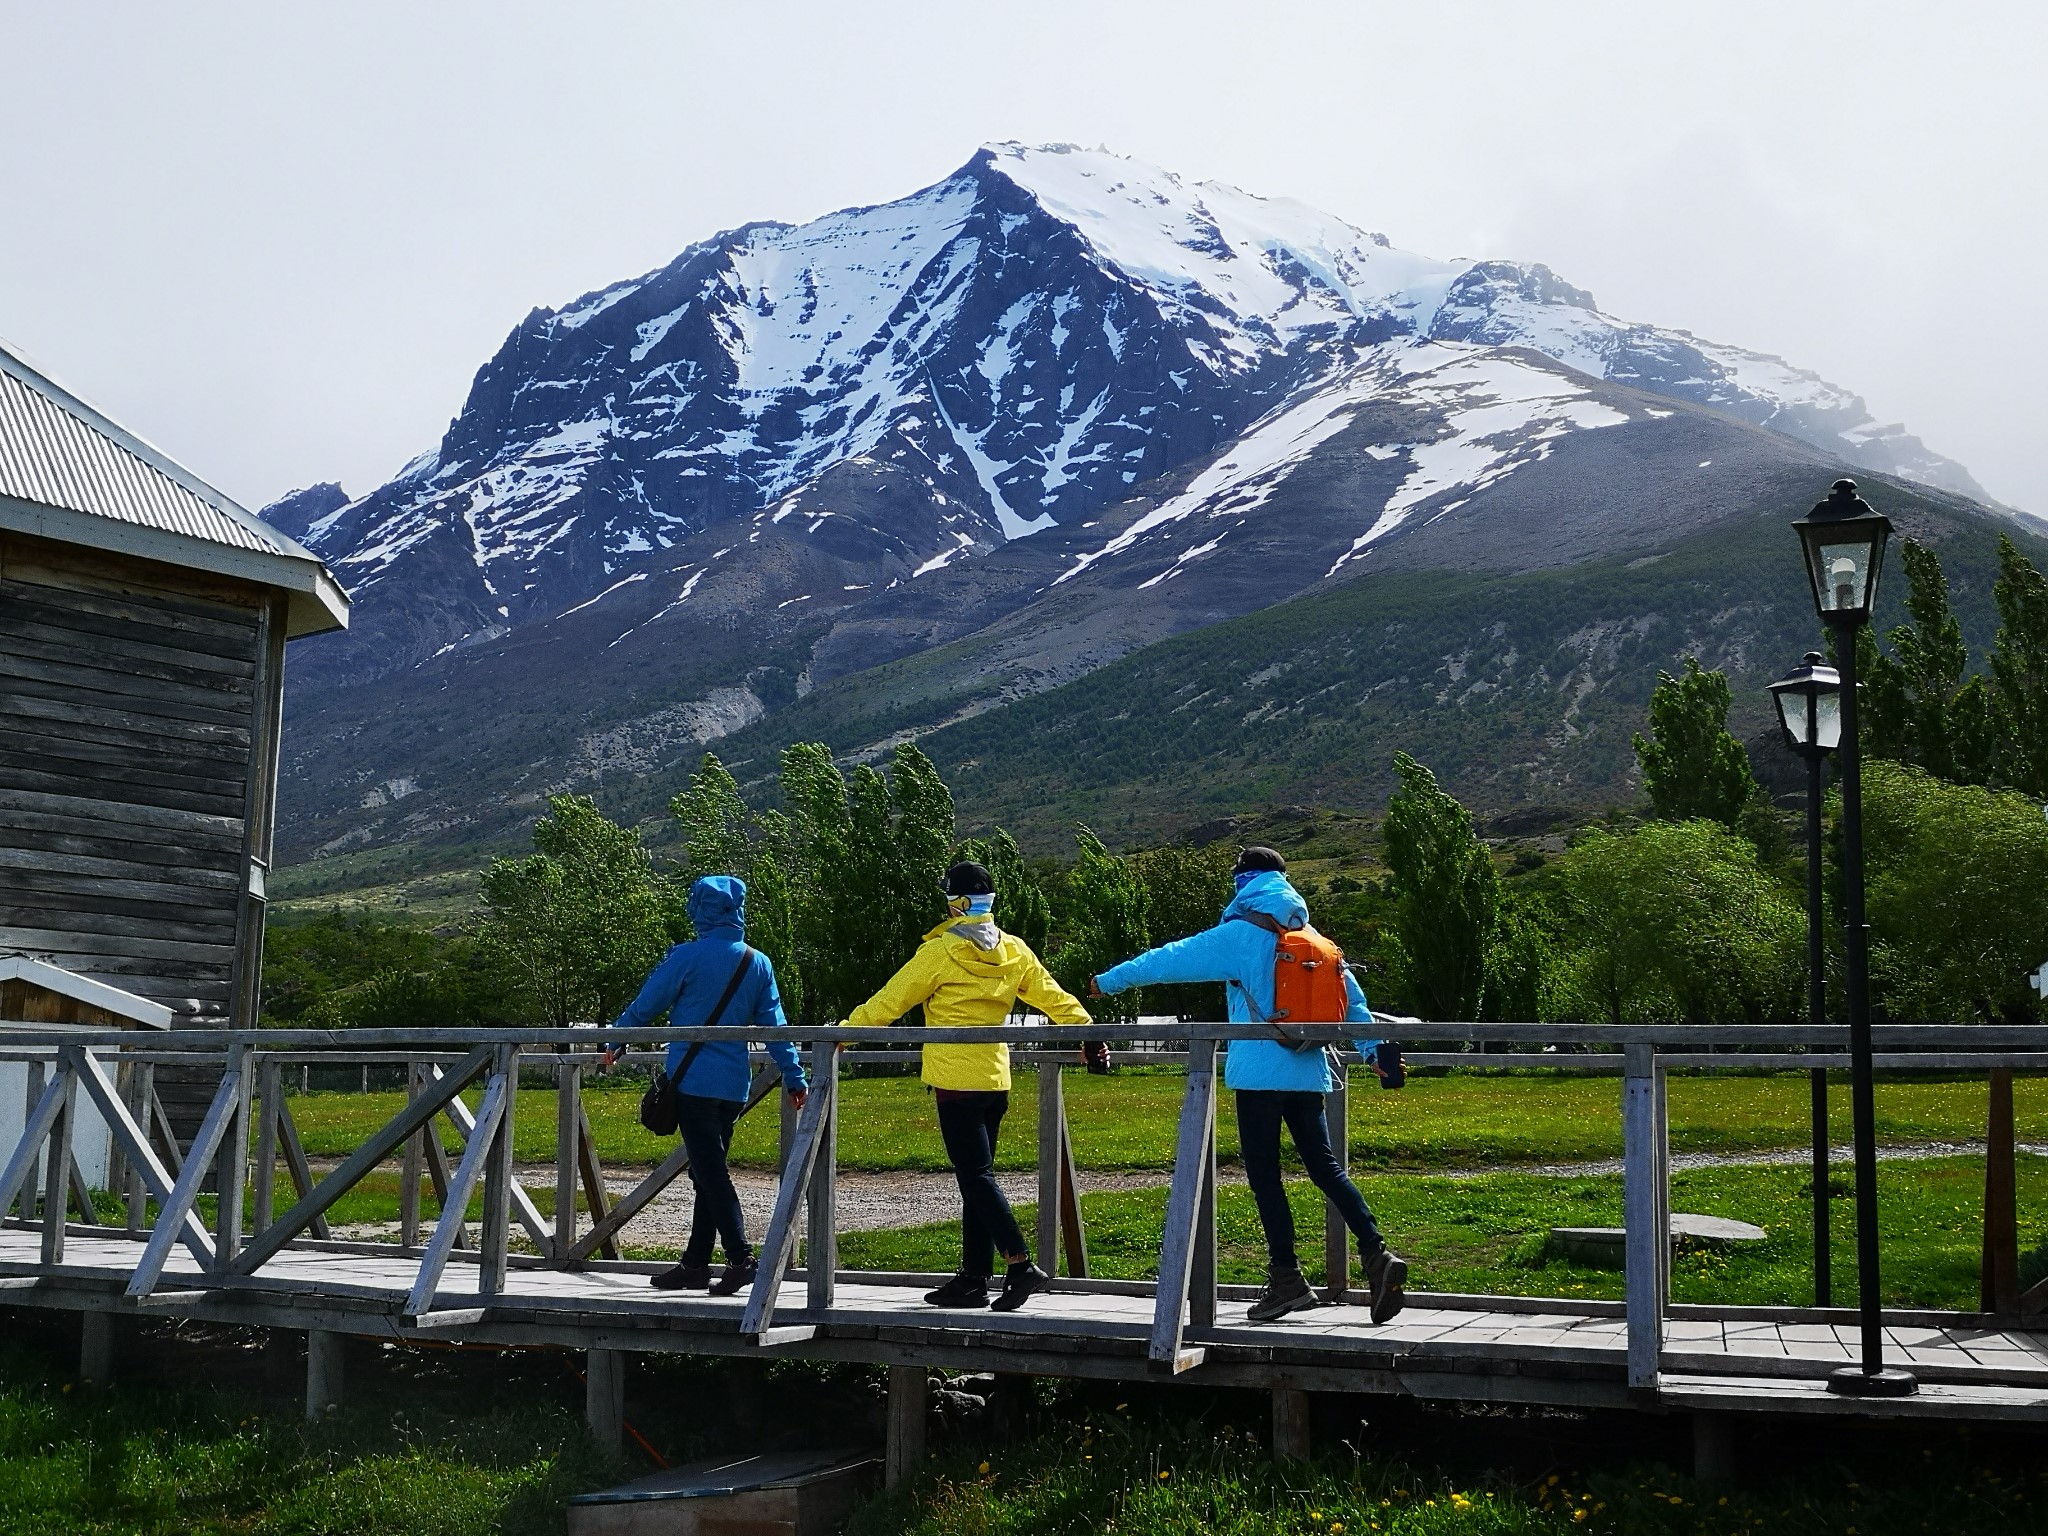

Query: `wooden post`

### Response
(885, 1364, 926, 1491)
(1271, 1386, 1311, 1461)
(478, 1045, 519, 1296)
(555, 1060, 580, 1256)
(102, 1062, 130, 1216)
(1811, 1066, 1831, 1307)
(16, 1059, 45, 1223)
(1982, 1067, 2021, 1318)
(213, 1044, 254, 1272)
(79, 1311, 113, 1388)
(1057, 1108, 1089, 1278)
(1693, 1412, 1740, 1488)
(1324, 1063, 1351, 1300)
(1036, 1063, 1063, 1273)
(586, 1349, 624, 1461)
(125, 1061, 153, 1235)
(399, 1062, 423, 1249)
(1190, 1087, 1217, 1330)
(253, 1058, 281, 1233)
(42, 1057, 76, 1266)
(306, 1330, 344, 1421)
(806, 1041, 838, 1314)
(1149, 1036, 1217, 1370)
(1623, 1044, 1667, 1391)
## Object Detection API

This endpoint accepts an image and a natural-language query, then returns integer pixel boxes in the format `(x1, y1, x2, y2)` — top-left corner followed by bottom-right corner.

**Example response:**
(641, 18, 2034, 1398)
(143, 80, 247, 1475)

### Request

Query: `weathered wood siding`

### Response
(0, 534, 283, 1134)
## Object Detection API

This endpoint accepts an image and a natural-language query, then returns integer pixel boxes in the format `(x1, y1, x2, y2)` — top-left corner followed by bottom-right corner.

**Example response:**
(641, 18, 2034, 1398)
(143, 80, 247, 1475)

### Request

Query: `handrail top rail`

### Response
(5, 1018, 2048, 1051)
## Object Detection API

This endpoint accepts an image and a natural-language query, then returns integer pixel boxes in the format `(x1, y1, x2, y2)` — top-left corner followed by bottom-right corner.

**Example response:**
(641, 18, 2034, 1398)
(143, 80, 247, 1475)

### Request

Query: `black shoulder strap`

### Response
(671, 948, 758, 1091)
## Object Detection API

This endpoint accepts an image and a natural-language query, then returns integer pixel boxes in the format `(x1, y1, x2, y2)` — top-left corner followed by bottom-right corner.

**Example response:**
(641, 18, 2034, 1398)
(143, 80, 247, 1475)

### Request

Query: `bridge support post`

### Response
(586, 1349, 624, 1461)
(885, 1365, 926, 1491)
(1271, 1387, 1311, 1461)
(1692, 1412, 1741, 1488)
(1324, 1066, 1350, 1300)
(78, 1311, 113, 1388)
(306, 1330, 344, 1421)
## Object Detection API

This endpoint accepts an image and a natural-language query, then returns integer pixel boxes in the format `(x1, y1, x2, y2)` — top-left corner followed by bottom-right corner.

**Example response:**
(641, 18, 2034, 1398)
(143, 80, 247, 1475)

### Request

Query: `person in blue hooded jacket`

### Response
(1092, 846, 1407, 1324)
(600, 875, 807, 1296)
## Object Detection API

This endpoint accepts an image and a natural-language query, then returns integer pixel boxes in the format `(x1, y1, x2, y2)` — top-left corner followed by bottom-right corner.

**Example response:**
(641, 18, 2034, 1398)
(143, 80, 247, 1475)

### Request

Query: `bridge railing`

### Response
(4, 1019, 2047, 1383)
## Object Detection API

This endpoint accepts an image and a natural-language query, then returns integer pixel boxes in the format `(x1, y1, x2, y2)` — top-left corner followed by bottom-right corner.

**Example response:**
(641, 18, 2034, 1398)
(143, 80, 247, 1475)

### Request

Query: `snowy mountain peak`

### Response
(273, 144, 1988, 688)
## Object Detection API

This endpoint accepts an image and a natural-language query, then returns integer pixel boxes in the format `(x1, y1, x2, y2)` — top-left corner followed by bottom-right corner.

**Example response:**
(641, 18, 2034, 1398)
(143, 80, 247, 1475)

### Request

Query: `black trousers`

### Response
(677, 1093, 747, 1265)
(1234, 1089, 1383, 1273)
(935, 1090, 1029, 1278)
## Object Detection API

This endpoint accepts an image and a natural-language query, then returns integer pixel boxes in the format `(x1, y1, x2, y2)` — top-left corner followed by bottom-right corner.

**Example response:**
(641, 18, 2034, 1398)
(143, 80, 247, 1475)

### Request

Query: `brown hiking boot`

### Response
(1247, 1266, 1317, 1322)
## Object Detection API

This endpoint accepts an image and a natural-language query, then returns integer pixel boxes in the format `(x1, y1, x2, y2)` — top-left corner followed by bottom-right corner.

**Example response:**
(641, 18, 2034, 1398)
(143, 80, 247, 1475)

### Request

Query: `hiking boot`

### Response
(709, 1257, 759, 1296)
(924, 1272, 991, 1309)
(651, 1261, 713, 1291)
(1247, 1266, 1317, 1322)
(1365, 1248, 1408, 1324)
(990, 1263, 1050, 1313)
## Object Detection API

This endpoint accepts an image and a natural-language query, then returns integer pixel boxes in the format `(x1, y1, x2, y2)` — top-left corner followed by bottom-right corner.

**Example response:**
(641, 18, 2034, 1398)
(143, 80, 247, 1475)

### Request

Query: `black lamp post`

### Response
(1792, 478, 1916, 1397)
(1769, 652, 1842, 1308)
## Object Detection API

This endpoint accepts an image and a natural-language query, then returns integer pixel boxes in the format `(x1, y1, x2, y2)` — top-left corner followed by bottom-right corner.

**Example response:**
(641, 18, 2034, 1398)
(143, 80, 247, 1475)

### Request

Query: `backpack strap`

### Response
(670, 948, 757, 1094)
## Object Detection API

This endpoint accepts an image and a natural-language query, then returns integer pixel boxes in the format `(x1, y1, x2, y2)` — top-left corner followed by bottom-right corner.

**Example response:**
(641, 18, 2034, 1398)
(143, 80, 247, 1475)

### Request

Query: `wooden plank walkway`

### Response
(7, 1228, 2047, 1420)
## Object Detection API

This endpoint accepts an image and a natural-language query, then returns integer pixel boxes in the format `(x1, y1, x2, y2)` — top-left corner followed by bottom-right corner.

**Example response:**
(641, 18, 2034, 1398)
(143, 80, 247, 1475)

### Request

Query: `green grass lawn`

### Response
(282, 1066, 2048, 1173)
(836, 1154, 2048, 1312)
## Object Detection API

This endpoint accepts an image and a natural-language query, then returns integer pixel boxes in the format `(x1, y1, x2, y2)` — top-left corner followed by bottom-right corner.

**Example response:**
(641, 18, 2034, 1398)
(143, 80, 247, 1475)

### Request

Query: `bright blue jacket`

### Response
(606, 875, 807, 1102)
(1094, 871, 1379, 1094)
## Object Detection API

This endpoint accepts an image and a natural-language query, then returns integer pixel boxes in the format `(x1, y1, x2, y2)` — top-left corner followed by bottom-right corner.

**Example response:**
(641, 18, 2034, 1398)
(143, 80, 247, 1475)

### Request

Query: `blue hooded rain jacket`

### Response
(1094, 870, 1380, 1094)
(606, 875, 806, 1102)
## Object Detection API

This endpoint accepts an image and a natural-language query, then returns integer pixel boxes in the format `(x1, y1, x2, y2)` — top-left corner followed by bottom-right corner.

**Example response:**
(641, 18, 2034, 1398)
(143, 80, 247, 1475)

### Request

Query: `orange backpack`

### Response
(1230, 914, 1351, 1039)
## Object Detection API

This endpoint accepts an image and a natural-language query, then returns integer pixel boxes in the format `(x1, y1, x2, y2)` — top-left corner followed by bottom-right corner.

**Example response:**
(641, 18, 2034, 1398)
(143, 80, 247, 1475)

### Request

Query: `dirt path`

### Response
(325, 1140, 2033, 1249)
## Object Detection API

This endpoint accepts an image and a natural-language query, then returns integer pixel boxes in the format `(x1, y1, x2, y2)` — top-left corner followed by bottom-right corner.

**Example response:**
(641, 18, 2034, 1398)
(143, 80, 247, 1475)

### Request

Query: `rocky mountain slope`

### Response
(265, 144, 2012, 865)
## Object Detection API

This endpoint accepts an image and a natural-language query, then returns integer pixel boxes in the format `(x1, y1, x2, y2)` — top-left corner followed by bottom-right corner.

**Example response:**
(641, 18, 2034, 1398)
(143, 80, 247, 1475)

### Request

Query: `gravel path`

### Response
(326, 1140, 2036, 1249)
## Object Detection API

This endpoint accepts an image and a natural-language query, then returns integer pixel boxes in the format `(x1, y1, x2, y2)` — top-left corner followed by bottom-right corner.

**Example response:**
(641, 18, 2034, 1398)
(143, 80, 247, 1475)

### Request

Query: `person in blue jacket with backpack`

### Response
(600, 875, 808, 1296)
(1093, 846, 1407, 1324)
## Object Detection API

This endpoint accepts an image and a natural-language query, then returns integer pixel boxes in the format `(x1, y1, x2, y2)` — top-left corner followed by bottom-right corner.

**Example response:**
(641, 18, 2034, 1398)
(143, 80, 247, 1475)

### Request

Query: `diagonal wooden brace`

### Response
(405, 1066, 509, 1316)
(564, 1063, 778, 1265)
(0, 1071, 68, 1222)
(430, 1061, 554, 1261)
(65, 1048, 212, 1267)
(128, 1062, 247, 1298)
(235, 1046, 493, 1275)
(1149, 1038, 1217, 1367)
(740, 1069, 833, 1339)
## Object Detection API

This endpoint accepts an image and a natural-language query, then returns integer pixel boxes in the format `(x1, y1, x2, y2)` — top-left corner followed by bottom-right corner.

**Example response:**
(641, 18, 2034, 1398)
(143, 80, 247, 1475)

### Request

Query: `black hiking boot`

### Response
(924, 1272, 991, 1309)
(710, 1257, 759, 1296)
(990, 1263, 1050, 1313)
(1365, 1248, 1408, 1324)
(651, 1261, 713, 1291)
(1247, 1266, 1317, 1322)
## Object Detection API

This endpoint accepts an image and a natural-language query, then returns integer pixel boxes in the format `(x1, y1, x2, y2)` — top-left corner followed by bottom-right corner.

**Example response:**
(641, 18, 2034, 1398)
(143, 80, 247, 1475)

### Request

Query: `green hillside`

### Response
(714, 482, 2040, 852)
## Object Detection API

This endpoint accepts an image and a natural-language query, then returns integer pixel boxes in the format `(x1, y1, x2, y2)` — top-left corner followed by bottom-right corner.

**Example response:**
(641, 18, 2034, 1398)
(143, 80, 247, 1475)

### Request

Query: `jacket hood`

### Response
(1222, 870, 1308, 931)
(928, 913, 1012, 959)
(688, 874, 747, 934)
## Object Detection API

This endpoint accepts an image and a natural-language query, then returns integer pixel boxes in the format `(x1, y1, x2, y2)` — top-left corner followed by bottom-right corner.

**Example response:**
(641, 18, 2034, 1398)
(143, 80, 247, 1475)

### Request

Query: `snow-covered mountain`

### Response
(279, 142, 1981, 686)
(264, 143, 2005, 863)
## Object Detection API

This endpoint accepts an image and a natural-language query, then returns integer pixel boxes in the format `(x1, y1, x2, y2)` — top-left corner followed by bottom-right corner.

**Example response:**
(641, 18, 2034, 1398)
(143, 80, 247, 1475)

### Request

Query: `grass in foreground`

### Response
(857, 1412, 2048, 1536)
(838, 1154, 2048, 1311)
(284, 1067, 2048, 1173)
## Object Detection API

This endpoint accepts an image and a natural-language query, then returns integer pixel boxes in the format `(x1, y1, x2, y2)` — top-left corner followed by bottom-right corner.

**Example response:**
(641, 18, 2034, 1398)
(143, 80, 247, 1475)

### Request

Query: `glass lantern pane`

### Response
(1812, 689, 1842, 751)
(1815, 538, 1875, 613)
(1772, 686, 1807, 744)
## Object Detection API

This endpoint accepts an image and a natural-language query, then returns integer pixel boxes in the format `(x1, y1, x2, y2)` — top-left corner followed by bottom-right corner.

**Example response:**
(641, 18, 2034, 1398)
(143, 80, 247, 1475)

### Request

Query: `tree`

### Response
(1480, 888, 1550, 1024)
(1382, 751, 1498, 1021)
(1128, 842, 1236, 1020)
(1862, 761, 2048, 1022)
(1048, 828, 1150, 1025)
(1550, 820, 1800, 1026)
(476, 794, 672, 1028)
(670, 753, 802, 1022)
(1857, 539, 1996, 784)
(1991, 535, 2048, 799)
(1631, 658, 1758, 828)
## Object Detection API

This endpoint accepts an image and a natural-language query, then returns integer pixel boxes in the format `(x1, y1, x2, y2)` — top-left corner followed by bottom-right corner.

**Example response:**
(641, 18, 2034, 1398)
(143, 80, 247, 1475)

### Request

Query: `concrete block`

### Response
(566, 1450, 878, 1536)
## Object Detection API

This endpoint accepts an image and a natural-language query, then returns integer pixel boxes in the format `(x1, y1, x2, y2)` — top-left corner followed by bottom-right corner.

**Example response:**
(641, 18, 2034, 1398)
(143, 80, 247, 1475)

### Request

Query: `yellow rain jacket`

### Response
(845, 913, 1092, 1091)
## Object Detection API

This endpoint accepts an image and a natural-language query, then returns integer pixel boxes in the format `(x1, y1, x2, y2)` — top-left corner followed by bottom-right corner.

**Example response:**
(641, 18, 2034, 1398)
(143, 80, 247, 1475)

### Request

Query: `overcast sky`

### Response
(3, 2, 2042, 516)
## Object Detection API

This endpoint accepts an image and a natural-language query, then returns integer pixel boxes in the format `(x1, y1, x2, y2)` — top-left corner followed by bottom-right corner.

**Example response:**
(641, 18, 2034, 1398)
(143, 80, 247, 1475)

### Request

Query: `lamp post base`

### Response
(1827, 1366, 1919, 1397)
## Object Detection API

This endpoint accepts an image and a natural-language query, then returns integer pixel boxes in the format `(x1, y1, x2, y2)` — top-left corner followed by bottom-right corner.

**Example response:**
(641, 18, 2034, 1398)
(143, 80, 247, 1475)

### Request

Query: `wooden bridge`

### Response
(3, 1019, 2046, 1483)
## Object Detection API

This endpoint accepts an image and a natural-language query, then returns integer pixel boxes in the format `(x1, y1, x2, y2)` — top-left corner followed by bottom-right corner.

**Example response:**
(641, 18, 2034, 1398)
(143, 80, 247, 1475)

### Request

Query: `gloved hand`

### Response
(1082, 1040, 1113, 1075)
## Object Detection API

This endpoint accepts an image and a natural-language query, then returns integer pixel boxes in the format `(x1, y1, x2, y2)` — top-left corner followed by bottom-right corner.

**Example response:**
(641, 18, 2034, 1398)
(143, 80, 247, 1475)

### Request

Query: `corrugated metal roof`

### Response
(0, 349, 304, 560)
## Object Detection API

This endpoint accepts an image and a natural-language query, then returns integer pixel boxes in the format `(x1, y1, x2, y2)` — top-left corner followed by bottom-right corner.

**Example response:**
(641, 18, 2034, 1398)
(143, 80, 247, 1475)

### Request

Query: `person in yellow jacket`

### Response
(844, 859, 1093, 1313)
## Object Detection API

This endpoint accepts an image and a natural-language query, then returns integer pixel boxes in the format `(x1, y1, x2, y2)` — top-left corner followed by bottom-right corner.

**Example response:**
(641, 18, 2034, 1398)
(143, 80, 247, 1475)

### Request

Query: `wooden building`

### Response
(0, 341, 347, 1128)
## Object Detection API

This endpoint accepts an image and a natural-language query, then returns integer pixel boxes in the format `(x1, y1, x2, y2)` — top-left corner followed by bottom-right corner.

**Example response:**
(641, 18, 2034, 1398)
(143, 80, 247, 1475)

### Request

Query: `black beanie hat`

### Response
(943, 860, 995, 897)
(1233, 845, 1287, 876)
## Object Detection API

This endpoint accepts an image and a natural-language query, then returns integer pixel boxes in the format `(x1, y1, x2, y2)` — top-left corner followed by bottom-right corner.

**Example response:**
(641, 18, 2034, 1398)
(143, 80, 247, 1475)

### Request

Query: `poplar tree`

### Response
(1991, 535, 2048, 799)
(1631, 658, 1758, 829)
(1382, 751, 1498, 1022)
